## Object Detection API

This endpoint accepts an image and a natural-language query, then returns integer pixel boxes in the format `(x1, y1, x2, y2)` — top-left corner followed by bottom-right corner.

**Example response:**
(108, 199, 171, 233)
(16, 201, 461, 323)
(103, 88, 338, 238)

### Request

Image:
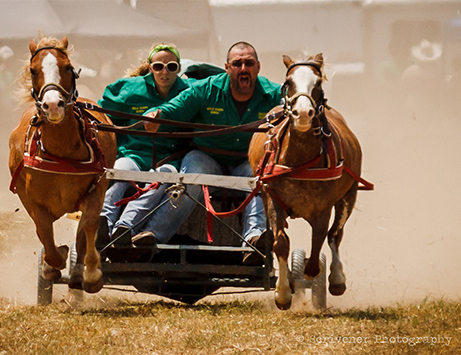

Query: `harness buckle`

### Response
(321, 126, 332, 137)
(84, 102, 95, 110)
(166, 181, 186, 208)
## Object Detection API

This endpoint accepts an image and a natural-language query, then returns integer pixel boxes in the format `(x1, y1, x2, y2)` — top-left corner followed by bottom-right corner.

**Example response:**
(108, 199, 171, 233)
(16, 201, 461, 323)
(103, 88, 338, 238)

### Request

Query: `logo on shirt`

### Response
(207, 107, 224, 115)
(258, 112, 268, 119)
(132, 105, 149, 114)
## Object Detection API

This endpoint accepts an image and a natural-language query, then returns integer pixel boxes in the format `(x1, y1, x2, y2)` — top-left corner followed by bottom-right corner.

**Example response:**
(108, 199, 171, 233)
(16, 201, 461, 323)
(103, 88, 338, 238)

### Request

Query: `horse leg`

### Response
(32, 210, 68, 281)
(327, 185, 358, 296)
(78, 190, 106, 293)
(264, 195, 291, 310)
(304, 210, 331, 280)
(68, 220, 86, 290)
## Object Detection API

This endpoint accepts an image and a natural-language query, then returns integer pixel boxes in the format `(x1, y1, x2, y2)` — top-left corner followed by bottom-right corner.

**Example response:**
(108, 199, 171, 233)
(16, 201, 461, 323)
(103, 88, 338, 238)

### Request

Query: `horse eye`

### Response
(30, 68, 36, 76)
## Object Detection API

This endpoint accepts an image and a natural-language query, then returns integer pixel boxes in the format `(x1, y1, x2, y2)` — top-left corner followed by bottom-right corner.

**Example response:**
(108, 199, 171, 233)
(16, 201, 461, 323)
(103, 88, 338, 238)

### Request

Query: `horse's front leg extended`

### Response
(264, 194, 291, 310)
(32, 209, 68, 281)
(305, 210, 331, 280)
(78, 187, 106, 294)
(327, 190, 356, 296)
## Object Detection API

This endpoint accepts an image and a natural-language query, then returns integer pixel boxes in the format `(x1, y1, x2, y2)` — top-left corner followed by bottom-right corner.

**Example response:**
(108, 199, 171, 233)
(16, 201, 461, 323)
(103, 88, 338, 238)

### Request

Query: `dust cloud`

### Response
(1, 1, 461, 310)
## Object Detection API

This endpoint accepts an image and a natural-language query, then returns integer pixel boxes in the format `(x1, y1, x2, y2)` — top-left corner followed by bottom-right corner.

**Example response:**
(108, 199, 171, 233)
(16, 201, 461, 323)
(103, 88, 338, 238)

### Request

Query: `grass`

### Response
(0, 297, 460, 354)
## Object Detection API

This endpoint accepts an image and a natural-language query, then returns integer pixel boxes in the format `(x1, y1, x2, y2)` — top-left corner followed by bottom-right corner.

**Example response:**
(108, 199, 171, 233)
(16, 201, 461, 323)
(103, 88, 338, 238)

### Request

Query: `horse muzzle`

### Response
(37, 83, 73, 123)
(285, 92, 317, 133)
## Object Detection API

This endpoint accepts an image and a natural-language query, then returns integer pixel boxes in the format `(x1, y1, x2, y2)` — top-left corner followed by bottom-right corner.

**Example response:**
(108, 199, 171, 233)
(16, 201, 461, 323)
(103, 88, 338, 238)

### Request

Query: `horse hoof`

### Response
(68, 275, 83, 290)
(329, 283, 346, 296)
(83, 277, 104, 294)
(42, 262, 62, 281)
(275, 298, 292, 310)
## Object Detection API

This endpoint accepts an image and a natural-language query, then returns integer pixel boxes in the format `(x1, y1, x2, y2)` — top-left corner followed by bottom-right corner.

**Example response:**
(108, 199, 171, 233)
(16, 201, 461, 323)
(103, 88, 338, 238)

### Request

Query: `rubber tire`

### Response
(291, 248, 306, 283)
(37, 247, 53, 305)
(68, 243, 84, 304)
(312, 253, 327, 310)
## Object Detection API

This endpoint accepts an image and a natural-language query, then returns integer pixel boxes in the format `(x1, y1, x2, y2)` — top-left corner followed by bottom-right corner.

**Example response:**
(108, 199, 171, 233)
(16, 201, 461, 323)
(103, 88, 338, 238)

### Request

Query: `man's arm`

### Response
(143, 84, 203, 131)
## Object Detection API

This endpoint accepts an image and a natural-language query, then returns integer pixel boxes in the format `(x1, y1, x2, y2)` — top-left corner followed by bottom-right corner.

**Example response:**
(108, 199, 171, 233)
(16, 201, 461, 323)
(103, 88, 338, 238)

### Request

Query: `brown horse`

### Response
(9, 36, 117, 293)
(249, 54, 370, 310)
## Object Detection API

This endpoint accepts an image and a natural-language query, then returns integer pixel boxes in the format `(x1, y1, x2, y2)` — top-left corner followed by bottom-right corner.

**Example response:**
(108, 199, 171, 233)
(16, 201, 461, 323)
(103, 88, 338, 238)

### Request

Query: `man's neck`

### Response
(231, 92, 253, 102)
(230, 87, 254, 102)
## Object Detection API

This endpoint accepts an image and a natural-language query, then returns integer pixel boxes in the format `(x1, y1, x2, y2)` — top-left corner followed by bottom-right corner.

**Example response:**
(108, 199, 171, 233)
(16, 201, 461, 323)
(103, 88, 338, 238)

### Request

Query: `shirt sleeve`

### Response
(144, 85, 202, 123)
(98, 80, 132, 127)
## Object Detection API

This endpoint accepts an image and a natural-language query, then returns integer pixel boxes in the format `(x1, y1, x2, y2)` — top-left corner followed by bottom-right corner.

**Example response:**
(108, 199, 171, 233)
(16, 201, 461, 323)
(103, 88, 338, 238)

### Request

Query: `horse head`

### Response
(281, 53, 326, 133)
(29, 37, 79, 124)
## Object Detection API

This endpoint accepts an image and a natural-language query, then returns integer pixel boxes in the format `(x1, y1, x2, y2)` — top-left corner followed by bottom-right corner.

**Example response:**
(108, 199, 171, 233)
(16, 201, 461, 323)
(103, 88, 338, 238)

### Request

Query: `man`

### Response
(126, 42, 281, 260)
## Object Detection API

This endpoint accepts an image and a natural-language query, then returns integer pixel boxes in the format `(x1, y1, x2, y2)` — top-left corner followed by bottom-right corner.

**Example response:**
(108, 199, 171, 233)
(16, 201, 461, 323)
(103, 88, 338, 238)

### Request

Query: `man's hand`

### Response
(144, 109, 161, 132)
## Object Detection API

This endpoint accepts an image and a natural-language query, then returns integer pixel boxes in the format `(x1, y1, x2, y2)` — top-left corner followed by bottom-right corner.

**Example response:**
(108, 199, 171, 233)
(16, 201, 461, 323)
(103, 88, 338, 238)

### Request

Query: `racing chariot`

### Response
(38, 168, 327, 309)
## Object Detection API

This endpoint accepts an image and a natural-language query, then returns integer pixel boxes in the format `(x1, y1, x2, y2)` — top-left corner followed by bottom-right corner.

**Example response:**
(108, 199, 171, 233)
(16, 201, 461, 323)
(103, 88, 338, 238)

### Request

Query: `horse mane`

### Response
(15, 36, 73, 107)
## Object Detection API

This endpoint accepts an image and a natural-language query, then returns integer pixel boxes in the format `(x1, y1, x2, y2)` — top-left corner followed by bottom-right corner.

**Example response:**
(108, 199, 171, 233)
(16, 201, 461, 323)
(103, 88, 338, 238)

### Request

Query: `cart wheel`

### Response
(37, 247, 53, 305)
(291, 248, 306, 285)
(312, 253, 327, 310)
(68, 243, 84, 304)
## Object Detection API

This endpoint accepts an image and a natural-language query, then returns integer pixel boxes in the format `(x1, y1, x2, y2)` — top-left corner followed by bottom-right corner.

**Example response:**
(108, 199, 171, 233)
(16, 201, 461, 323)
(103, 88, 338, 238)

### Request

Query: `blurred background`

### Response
(1, 0, 461, 309)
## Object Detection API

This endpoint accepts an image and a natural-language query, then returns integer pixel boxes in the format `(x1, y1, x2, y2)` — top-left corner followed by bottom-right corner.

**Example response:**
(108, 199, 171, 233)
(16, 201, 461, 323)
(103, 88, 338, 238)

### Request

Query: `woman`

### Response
(97, 43, 193, 246)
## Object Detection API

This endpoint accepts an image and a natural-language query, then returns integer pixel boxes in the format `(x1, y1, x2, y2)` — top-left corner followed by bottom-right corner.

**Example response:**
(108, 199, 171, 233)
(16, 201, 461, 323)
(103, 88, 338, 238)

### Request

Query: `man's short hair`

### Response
(227, 42, 259, 62)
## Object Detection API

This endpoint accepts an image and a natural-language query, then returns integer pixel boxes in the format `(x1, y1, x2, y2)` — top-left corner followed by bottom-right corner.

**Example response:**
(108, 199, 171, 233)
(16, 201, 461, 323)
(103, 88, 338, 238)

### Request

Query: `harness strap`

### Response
(114, 181, 160, 207)
(343, 165, 374, 190)
(9, 160, 24, 193)
(202, 184, 262, 243)
(9, 106, 109, 195)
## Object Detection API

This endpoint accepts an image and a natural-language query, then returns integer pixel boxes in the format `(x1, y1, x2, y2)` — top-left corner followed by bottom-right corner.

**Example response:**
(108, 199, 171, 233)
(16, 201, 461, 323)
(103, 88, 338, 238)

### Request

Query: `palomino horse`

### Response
(9, 37, 117, 293)
(249, 54, 371, 310)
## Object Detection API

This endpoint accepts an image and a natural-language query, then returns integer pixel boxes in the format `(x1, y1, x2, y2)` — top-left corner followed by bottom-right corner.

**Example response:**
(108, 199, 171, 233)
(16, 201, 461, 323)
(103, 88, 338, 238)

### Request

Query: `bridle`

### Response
(280, 61, 329, 136)
(29, 46, 80, 121)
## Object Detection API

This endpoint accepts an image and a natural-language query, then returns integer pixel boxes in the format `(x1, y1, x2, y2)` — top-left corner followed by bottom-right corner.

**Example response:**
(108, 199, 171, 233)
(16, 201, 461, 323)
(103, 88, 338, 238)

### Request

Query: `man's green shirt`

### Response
(145, 73, 281, 166)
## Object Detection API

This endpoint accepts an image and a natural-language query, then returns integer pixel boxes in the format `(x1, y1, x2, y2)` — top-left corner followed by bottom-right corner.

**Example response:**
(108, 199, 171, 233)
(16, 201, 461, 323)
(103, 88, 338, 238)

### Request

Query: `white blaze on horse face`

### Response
(291, 67, 317, 132)
(41, 52, 65, 122)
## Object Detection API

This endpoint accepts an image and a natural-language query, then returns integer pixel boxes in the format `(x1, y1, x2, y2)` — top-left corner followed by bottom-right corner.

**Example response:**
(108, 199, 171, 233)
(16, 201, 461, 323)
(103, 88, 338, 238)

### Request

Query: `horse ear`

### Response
(283, 55, 293, 69)
(61, 37, 69, 49)
(29, 40, 37, 55)
(314, 53, 324, 65)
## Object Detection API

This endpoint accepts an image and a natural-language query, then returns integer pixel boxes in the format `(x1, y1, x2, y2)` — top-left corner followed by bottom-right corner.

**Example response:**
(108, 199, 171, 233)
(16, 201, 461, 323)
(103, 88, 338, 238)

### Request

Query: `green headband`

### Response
(148, 44, 180, 63)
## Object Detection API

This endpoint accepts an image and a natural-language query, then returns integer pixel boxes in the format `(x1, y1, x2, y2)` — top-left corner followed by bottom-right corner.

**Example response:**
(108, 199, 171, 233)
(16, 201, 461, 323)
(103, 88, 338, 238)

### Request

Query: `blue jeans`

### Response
(112, 164, 177, 236)
(100, 157, 141, 235)
(139, 149, 266, 244)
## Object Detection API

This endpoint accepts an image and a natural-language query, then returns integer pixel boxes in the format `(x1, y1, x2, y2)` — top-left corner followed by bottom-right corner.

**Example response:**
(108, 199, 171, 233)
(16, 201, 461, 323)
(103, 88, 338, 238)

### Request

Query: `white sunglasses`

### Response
(150, 61, 179, 73)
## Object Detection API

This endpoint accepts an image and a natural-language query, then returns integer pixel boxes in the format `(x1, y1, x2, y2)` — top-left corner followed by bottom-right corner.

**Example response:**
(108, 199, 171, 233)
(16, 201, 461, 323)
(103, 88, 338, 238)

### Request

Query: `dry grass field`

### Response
(0, 297, 460, 355)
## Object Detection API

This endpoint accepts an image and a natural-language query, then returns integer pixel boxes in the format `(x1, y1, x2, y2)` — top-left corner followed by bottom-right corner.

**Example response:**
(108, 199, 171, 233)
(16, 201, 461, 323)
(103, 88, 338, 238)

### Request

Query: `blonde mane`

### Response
(16, 36, 73, 107)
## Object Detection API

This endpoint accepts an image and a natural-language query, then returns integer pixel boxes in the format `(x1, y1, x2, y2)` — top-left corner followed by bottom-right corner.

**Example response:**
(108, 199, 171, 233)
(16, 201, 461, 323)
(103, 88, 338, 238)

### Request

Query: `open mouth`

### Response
(239, 75, 250, 87)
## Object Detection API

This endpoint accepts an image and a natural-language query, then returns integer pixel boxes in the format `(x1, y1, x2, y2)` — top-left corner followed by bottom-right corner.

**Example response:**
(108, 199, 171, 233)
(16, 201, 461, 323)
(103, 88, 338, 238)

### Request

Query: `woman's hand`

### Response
(144, 110, 161, 132)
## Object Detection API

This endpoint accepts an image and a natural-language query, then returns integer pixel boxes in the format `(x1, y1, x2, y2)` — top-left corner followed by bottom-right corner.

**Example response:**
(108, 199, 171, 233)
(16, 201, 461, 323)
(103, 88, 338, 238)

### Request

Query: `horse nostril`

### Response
(292, 109, 299, 117)
(57, 100, 65, 108)
(308, 108, 315, 118)
(43, 103, 49, 110)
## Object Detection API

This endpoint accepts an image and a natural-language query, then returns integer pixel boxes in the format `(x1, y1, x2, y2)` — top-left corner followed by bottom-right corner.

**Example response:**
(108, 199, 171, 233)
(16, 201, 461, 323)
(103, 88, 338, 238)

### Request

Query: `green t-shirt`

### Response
(145, 73, 281, 166)
(98, 73, 195, 170)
